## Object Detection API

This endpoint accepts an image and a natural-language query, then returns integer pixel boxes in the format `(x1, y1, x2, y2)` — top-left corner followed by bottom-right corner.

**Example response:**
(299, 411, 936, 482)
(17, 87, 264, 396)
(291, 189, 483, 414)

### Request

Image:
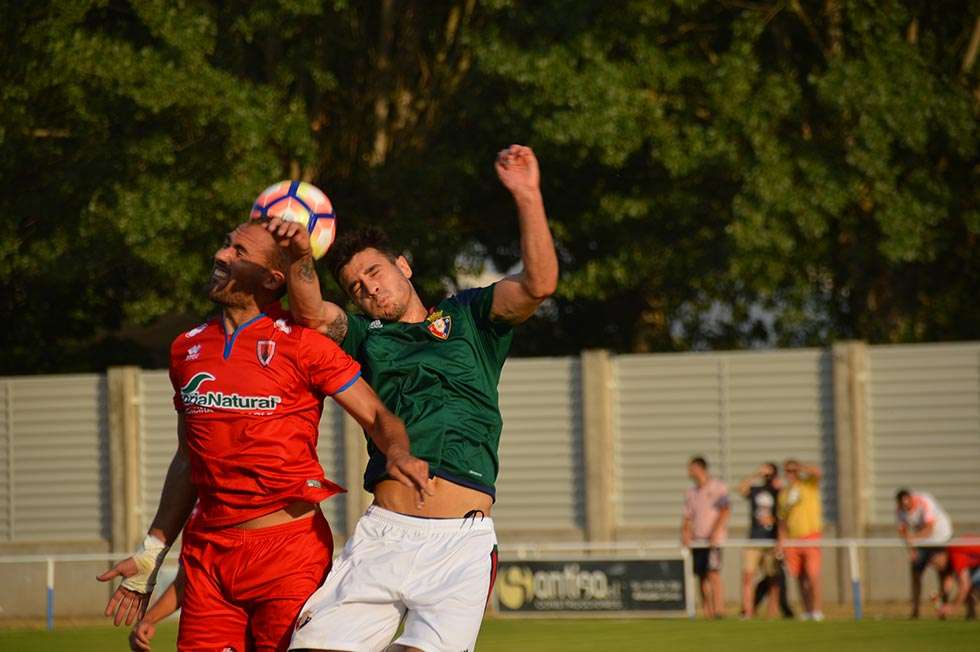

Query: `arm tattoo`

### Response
(324, 311, 348, 343)
(298, 257, 316, 282)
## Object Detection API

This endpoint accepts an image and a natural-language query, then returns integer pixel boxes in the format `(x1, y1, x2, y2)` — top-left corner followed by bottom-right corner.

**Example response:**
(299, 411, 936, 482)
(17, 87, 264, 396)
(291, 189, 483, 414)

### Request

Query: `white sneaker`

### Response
(811, 611, 825, 622)
(799, 612, 813, 621)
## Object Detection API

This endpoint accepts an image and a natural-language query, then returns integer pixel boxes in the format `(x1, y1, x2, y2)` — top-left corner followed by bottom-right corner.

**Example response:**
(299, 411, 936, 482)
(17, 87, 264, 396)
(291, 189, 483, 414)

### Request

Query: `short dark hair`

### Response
(895, 488, 911, 502)
(764, 462, 778, 475)
(324, 226, 401, 288)
(689, 456, 708, 470)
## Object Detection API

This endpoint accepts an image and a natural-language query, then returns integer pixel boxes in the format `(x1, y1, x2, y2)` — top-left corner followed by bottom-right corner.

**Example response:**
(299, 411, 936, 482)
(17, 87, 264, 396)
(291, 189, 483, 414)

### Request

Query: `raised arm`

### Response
(739, 465, 767, 497)
(333, 378, 433, 505)
(490, 145, 559, 325)
(265, 217, 349, 343)
(801, 462, 822, 481)
(98, 415, 197, 626)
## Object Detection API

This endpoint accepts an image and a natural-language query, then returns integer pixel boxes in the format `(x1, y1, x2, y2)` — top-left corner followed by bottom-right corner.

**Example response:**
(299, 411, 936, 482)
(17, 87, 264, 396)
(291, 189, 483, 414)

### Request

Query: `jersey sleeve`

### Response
(919, 496, 937, 524)
(715, 482, 731, 510)
(300, 329, 362, 396)
(340, 312, 370, 358)
(454, 284, 514, 363)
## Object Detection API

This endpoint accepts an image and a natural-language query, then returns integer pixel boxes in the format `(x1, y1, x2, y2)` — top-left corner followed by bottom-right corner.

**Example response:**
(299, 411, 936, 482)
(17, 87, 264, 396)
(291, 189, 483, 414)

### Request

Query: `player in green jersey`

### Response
(268, 145, 557, 652)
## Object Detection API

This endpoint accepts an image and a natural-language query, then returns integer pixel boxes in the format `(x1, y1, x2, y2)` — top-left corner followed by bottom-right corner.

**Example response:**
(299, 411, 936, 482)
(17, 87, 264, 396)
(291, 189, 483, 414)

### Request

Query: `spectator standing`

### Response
(681, 456, 731, 618)
(896, 488, 954, 618)
(777, 459, 824, 621)
(738, 463, 781, 618)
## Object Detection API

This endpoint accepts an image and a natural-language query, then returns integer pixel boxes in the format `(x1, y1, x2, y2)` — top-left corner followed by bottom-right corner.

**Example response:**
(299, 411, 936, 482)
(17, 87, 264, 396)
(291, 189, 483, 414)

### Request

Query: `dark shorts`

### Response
(912, 546, 944, 574)
(692, 547, 722, 577)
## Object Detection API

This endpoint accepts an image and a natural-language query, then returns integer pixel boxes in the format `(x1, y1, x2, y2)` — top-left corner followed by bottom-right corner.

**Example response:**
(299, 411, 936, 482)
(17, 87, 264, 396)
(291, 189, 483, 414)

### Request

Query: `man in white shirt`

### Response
(896, 488, 953, 619)
(681, 456, 731, 618)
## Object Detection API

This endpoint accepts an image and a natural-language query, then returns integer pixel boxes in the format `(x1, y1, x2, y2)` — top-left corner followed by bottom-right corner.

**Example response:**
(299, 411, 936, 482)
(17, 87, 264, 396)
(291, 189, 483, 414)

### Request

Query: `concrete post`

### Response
(343, 413, 372, 538)
(832, 342, 869, 603)
(581, 350, 616, 542)
(107, 366, 142, 551)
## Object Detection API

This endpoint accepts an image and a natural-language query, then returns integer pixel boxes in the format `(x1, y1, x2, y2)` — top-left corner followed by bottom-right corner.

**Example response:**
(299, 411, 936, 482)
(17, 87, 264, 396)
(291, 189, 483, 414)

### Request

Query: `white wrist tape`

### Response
(120, 534, 170, 594)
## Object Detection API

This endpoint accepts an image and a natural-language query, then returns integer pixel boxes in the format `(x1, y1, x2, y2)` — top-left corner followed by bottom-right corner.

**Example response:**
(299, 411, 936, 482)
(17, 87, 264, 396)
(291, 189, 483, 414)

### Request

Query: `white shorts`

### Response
(289, 505, 498, 652)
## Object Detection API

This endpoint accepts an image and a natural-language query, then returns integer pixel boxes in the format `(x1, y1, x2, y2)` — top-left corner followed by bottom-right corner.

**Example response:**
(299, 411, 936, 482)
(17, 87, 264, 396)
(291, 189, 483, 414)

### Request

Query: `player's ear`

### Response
(263, 268, 286, 293)
(395, 255, 413, 279)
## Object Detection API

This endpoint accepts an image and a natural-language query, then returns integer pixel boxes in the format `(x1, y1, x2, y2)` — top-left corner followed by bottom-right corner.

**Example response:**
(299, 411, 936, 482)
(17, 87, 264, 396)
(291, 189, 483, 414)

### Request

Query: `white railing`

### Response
(3, 537, 979, 629)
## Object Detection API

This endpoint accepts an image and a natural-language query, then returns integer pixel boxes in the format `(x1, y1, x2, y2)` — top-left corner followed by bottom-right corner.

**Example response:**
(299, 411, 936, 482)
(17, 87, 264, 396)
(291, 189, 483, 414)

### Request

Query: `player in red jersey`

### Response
(937, 539, 980, 619)
(97, 219, 431, 652)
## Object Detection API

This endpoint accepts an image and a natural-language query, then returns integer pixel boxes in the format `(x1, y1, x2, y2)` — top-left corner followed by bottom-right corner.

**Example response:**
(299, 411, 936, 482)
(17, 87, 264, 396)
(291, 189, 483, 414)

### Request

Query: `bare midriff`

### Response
(235, 500, 317, 529)
(374, 477, 493, 518)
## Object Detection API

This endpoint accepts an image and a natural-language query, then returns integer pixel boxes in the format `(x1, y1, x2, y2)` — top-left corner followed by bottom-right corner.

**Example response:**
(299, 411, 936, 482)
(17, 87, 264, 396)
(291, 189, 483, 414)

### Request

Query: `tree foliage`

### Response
(1, 0, 978, 372)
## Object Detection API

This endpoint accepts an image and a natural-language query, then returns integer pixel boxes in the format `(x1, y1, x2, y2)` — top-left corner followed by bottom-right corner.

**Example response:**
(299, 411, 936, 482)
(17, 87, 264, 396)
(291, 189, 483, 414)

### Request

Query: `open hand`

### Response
(97, 558, 151, 626)
(386, 447, 434, 508)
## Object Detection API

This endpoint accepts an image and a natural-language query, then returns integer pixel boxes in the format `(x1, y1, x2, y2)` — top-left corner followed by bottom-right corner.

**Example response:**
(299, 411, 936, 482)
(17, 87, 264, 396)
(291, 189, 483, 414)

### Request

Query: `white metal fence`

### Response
(6, 536, 980, 628)
(1, 341, 979, 611)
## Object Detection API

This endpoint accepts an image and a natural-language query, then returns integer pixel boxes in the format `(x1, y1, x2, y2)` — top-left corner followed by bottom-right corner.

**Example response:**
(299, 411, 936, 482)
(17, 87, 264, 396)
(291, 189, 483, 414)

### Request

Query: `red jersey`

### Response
(169, 305, 360, 527)
(948, 541, 980, 573)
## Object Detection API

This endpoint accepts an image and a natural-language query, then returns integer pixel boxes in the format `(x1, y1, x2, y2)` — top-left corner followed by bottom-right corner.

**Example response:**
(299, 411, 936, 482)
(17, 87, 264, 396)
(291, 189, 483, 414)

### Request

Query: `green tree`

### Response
(468, 0, 980, 351)
(0, 0, 486, 372)
(2, 0, 978, 373)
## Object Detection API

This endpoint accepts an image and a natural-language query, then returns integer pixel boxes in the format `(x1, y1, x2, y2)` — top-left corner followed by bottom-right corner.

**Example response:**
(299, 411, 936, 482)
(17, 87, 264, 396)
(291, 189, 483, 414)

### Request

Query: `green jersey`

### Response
(342, 284, 513, 497)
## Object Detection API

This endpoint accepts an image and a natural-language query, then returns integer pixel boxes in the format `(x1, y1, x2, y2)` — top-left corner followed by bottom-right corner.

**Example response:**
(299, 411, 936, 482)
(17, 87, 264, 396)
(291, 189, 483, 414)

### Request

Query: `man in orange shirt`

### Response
(777, 459, 824, 621)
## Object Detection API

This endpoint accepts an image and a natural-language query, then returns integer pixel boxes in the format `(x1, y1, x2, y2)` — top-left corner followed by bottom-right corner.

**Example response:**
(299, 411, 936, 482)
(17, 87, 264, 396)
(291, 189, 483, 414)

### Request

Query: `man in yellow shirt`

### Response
(777, 459, 824, 621)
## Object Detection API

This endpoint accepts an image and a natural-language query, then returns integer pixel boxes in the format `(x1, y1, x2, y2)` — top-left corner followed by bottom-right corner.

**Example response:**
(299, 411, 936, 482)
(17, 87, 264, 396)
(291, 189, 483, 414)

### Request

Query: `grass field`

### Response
(2, 617, 979, 651)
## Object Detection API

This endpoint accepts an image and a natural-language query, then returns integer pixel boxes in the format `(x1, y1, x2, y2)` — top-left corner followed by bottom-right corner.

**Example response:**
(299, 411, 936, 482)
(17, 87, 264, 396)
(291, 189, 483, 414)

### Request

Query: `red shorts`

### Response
(784, 533, 822, 579)
(178, 511, 333, 652)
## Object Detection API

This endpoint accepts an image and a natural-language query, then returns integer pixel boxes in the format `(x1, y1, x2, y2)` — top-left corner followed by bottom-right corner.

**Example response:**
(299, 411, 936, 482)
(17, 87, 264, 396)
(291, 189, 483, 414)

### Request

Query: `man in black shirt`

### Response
(739, 463, 784, 618)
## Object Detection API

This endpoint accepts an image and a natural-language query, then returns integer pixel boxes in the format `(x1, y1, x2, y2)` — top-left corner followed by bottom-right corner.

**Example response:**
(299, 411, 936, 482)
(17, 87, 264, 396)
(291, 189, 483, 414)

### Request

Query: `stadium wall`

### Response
(0, 341, 978, 615)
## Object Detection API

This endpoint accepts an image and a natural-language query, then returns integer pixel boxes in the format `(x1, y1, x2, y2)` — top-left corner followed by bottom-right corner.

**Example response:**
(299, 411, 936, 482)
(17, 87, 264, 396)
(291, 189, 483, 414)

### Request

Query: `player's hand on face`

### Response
(263, 216, 313, 261)
(386, 447, 435, 508)
(129, 620, 157, 651)
(495, 144, 540, 197)
(97, 558, 151, 626)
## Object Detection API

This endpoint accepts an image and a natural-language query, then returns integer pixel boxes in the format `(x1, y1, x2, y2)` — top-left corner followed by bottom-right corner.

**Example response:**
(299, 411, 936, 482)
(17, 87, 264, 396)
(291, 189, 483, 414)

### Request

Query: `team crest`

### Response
(425, 311, 452, 340)
(256, 340, 276, 366)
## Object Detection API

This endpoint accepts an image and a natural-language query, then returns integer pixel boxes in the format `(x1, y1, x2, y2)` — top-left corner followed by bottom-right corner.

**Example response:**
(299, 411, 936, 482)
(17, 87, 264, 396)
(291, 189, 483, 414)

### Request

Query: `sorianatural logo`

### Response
(180, 372, 283, 411)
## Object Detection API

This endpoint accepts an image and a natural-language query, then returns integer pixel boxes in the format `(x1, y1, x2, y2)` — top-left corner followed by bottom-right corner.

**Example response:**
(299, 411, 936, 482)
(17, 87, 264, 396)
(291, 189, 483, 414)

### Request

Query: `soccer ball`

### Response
(250, 180, 336, 259)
